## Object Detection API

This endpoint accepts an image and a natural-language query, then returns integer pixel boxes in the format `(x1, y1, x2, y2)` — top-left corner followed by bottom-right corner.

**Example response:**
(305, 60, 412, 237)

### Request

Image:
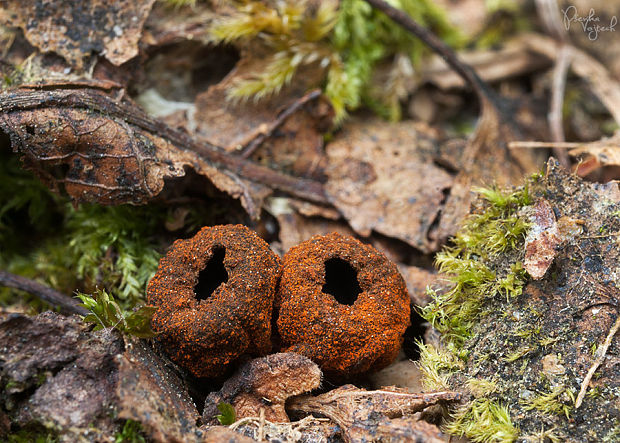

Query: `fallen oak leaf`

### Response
(0, 85, 328, 218)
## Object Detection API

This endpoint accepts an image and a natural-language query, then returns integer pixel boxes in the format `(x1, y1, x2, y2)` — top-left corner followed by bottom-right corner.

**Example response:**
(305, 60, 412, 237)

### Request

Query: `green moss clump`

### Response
(418, 163, 620, 441)
(210, 0, 463, 122)
(445, 398, 519, 442)
(418, 184, 533, 442)
(420, 185, 531, 348)
(0, 149, 214, 311)
(114, 420, 146, 443)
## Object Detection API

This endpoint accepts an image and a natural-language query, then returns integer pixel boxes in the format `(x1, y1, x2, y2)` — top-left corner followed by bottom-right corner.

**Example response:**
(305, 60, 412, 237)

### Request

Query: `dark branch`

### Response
(363, 0, 501, 108)
(0, 87, 328, 205)
(0, 270, 88, 315)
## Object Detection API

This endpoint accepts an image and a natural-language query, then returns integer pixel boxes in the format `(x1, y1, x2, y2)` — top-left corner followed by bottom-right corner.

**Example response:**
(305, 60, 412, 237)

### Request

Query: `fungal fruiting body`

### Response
(276, 232, 411, 376)
(147, 224, 281, 378)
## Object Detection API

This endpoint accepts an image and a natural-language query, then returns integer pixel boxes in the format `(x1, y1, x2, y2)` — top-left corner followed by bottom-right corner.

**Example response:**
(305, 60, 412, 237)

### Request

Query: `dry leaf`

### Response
(325, 119, 453, 253)
(1, 0, 156, 70)
(0, 86, 328, 218)
(288, 384, 460, 443)
(569, 131, 620, 175)
(202, 353, 322, 425)
(523, 199, 561, 279)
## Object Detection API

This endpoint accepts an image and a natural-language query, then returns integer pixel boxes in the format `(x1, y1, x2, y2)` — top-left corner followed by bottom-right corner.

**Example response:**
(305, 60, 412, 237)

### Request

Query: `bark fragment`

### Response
(1, 0, 156, 70)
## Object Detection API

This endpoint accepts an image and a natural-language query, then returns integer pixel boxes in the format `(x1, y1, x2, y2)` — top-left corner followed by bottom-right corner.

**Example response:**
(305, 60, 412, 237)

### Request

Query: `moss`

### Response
(0, 149, 215, 311)
(210, 0, 464, 122)
(5, 427, 57, 443)
(114, 420, 146, 443)
(444, 398, 519, 442)
(466, 378, 498, 398)
(418, 163, 620, 440)
(418, 184, 534, 441)
(420, 185, 531, 347)
(417, 340, 463, 391)
(521, 387, 574, 419)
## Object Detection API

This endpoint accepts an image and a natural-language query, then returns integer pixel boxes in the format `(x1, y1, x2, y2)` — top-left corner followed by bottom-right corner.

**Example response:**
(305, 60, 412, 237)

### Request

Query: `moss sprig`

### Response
(420, 185, 531, 347)
(445, 398, 519, 442)
(210, 0, 463, 122)
(77, 289, 157, 338)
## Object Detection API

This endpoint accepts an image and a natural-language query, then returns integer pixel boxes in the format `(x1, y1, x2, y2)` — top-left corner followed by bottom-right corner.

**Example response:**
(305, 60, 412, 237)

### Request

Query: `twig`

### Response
(258, 408, 265, 442)
(548, 45, 571, 167)
(0, 88, 328, 206)
(0, 270, 88, 315)
(363, 0, 501, 109)
(509, 141, 583, 149)
(575, 313, 620, 408)
(238, 89, 322, 159)
(534, 0, 570, 168)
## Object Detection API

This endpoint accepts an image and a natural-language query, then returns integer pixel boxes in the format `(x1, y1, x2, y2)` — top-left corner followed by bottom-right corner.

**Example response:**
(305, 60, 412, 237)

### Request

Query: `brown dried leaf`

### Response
(288, 384, 460, 443)
(568, 131, 620, 173)
(193, 55, 329, 181)
(203, 353, 322, 425)
(399, 265, 440, 307)
(325, 119, 453, 253)
(0, 86, 327, 218)
(1, 0, 156, 70)
(523, 199, 561, 279)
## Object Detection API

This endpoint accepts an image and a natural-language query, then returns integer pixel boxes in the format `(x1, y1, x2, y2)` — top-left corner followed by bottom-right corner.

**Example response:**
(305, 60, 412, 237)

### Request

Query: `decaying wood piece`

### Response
(0, 86, 328, 218)
(0, 312, 201, 442)
(288, 384, 460, 442)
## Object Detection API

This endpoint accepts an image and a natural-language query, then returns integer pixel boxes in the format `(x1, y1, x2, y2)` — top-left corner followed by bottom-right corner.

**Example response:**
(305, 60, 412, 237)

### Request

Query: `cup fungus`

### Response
(276, 232, 411, 376)
(147, 224, 281, 378)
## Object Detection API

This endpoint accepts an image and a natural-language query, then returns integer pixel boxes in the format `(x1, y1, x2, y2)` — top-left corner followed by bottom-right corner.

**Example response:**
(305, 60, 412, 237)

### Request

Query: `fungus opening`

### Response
(322, 257, 362, 305)
(195, 246, 228, 301)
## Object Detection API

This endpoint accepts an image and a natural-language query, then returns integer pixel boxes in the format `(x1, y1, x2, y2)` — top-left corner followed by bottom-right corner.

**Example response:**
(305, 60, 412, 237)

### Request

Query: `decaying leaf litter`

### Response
(0, 0, 619, 442)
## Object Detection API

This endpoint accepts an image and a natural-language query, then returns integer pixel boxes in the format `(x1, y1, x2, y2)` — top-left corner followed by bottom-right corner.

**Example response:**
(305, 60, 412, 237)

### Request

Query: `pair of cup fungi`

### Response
(147, 224, 411, 378)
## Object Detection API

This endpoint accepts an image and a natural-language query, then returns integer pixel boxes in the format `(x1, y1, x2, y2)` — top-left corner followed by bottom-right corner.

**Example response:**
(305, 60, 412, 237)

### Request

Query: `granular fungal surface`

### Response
(276, 232, 410, 376)
(147, 224, 281, 378)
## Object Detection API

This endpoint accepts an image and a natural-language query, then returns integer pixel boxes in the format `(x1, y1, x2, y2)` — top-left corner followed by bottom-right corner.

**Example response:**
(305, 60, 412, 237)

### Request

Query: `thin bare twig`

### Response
(509, 141, 583, 149)
(548, 45, 571, 167)
(238, 89, 322, 159)
(363, 0, 501, 110)
(535, 0, 570, 167)
(0, 269, 88, 315)
(575, 313, 620, 408)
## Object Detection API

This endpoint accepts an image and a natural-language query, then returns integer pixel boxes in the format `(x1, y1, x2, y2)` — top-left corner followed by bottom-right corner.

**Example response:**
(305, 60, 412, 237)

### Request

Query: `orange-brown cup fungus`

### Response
(276, 232, 410, 376)
(147, 224, 281, 378)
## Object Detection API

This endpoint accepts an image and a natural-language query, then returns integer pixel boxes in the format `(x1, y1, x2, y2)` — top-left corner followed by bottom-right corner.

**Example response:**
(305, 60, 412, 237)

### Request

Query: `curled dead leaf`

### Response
(0, 86, 328, 218)
(202, 353, 322, 425)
